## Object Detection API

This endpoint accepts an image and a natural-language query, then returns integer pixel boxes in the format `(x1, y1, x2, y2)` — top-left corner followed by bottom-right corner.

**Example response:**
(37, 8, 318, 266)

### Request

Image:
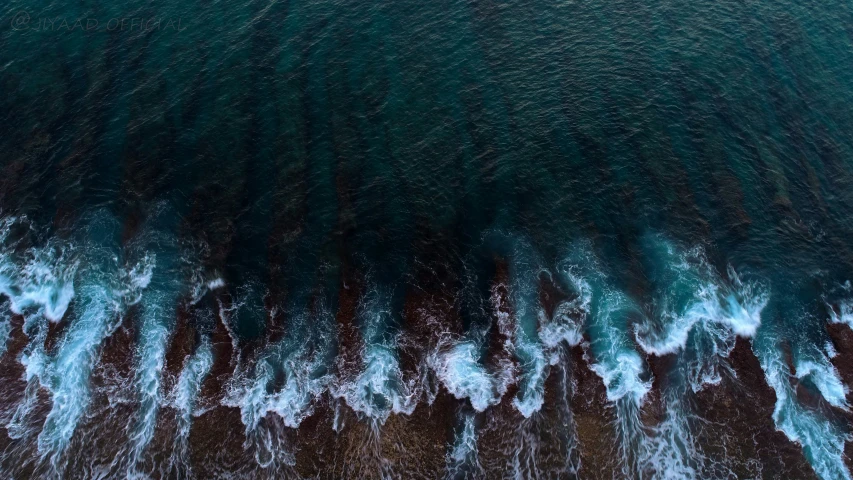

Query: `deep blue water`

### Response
(1, 0, 853, 478)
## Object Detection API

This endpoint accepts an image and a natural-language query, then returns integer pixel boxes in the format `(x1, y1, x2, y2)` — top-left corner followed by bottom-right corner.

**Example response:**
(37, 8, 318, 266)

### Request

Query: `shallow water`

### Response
(1, 0, 853, 477)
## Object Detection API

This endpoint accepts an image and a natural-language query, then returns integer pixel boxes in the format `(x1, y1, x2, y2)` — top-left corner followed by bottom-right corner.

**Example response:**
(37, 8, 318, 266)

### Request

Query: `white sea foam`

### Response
(632, 239, 767, 397)
(538, 289, 588, 352)
(168, 338, 214, 477)
(557, 247, 653, 477)
(0, 295, 17, 358)
(173, 339, 214, 428)
(123, 222, 186, 474)
(35, 284, 119, 458)
(338, 342, 417, 422)
(634, 243, 764, 360)
(635, 392, 701, 480)
(0, 214, 159, 465)
(795, 356, 849, 410)
(335, 288, 418, 423)
(233, 342, 333, 430)
(0, 217, 77, 323)
(127, 310, 173, 469)
(511, 341, 549, 418)
(505, 254, 557, 418)
(827, 281, 853, 330)
(446, 412, 481, 478)
(228, 300, 336, 436)
(756, 341, 852, 480)
(586, 289, 652, 407)
(431, 341, 506, 412)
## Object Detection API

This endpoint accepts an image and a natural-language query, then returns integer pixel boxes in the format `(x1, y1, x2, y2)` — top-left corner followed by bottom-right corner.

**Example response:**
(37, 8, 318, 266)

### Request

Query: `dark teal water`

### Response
(1, 0, 853, 477)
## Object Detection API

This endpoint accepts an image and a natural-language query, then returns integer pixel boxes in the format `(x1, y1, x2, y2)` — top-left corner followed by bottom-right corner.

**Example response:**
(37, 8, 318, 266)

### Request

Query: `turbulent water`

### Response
(1, 0, 853, 478)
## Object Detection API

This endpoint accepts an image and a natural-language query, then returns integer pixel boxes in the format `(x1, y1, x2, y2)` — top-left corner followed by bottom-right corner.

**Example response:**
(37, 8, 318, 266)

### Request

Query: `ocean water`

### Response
(1, 0, 853, 477)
